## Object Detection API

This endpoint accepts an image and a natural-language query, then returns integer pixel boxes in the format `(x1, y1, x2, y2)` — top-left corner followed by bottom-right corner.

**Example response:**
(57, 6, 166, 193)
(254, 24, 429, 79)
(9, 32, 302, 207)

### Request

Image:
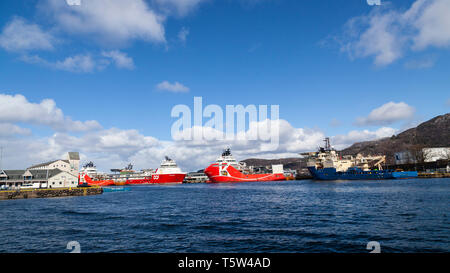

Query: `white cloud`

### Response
(340, 0, 450, 66)
(44, 0, 166, 45)
(331, 127, 397, 150)
(409, 0, 450, 50)
(1, 0, 213, 72)
(0, 94, 102, 132)
(355, 102, 416, 126)
(0, 17, 55, 52)
(178, 27, 189, 43)
(54, 54, 100, 73)
(20, 54, 102, 73)
(101, 50, 135, 70)
(156, 81, 190, 93)
(342, 11, 404, 66)
(0, 123, 31, 137)
(21, 52, 133, 73)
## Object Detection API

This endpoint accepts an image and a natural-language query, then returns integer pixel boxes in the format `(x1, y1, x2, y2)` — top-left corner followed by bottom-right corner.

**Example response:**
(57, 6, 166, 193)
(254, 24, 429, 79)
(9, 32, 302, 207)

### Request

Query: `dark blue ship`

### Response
(303, 138, 418, 181)
(307, 166, 417, 180)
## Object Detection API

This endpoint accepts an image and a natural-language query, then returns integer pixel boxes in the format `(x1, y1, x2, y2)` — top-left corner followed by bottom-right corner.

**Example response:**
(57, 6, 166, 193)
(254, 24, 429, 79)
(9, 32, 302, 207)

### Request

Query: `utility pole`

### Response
(0, 146, 3, 171)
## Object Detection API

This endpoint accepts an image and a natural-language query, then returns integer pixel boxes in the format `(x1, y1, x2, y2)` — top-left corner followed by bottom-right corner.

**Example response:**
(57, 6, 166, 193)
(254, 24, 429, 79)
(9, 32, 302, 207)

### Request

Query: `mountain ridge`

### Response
(341, 113, 450, 163)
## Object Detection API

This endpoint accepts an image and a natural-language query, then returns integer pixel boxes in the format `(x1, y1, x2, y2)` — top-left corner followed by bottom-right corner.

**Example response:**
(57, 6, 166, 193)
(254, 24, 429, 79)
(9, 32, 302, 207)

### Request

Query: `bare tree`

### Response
(409, 144, 426, 164)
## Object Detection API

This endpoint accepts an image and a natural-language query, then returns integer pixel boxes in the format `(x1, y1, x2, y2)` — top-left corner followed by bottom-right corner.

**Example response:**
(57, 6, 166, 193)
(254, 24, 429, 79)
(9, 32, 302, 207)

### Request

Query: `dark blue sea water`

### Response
(0, 179, 449, 253)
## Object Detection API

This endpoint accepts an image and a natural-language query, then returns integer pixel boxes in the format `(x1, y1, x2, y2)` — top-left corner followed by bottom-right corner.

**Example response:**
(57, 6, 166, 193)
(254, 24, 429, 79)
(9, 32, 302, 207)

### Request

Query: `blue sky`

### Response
(0, 0, 449, 171)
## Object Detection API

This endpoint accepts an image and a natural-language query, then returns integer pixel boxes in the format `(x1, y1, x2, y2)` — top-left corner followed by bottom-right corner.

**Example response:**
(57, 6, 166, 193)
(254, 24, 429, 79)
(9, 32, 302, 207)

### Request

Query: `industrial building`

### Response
(395, 147, 450, 165)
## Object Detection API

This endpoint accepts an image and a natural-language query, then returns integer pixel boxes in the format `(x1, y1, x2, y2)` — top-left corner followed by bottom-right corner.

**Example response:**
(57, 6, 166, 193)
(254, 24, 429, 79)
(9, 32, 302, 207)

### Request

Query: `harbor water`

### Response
(0, 179, 448, 253)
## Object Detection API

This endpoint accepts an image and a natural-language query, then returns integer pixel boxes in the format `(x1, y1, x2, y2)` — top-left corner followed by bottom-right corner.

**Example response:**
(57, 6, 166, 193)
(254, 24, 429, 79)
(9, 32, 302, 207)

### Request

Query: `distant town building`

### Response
(0, 169, 78, 189)
(394, 151, 415, 165)
(0, 152, 80, 190)
(422, 148, 450, 162)
(28, 152, 80, 177)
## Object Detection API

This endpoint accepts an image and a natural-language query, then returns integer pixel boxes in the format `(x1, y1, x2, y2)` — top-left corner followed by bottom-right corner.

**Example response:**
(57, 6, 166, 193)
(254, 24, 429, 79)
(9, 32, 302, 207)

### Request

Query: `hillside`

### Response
(341, 113, 450, 163)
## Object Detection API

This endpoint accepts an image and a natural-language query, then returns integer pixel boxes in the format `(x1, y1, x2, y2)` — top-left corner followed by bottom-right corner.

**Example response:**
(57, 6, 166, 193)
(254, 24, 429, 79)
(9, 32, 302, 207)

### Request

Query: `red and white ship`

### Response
(79, 157, 186, 186)
(126, 157, 186, 185)
(204, 148, 286, 183)
(79, 162, 115, 186)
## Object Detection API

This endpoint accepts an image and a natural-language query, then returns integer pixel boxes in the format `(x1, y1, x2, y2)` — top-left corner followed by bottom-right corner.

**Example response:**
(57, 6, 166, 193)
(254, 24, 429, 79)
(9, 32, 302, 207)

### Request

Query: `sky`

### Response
(0, 0, 449, 172)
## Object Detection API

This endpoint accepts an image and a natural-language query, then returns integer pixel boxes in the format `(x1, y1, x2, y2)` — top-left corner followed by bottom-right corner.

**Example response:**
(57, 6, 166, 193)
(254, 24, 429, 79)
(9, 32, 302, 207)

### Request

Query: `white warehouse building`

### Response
(0, 152, 80, 190)
(423, 148, 450, 162)
(28, 152, 80, 177)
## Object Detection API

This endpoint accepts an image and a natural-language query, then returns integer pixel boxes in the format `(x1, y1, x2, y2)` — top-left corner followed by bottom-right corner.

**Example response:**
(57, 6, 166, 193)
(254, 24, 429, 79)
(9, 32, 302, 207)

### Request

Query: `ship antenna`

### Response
(324, 137, 331, 151)
(0, 146, 3, 171)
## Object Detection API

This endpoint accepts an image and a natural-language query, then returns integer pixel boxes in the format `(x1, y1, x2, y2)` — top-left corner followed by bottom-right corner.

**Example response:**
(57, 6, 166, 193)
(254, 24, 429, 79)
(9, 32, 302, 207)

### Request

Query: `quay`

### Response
(0, 186, 103, 201)
(418, 172, 450, 179)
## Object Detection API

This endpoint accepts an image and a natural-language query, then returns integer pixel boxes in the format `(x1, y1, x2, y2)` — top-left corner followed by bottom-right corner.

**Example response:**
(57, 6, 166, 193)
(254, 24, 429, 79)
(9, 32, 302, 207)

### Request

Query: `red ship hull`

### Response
(79, 174, 115, 186)
(126, 173, 186, 185)
(80, 173, 185, 186)
(204, 163, 286, 183)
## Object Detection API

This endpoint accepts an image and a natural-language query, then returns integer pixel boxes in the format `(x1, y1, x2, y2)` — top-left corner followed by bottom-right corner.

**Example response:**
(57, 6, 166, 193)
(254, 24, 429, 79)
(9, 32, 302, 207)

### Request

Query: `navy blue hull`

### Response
(307, 167, 418, 181)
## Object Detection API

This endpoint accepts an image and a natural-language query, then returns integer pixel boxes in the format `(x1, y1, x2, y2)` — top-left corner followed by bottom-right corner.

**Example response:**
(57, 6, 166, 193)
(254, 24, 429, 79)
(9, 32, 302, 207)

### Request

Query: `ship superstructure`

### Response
(79, 162, 115, 186)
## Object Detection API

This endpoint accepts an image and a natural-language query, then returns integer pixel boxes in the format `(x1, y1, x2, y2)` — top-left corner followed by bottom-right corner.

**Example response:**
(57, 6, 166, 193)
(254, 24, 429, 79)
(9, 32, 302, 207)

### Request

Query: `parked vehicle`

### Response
(20, 183, 40, 189)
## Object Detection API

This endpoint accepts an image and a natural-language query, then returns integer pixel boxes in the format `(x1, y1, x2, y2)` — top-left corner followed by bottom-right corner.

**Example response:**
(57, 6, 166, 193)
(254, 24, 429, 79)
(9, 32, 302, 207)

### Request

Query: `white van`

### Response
(20, 183, 39, 189)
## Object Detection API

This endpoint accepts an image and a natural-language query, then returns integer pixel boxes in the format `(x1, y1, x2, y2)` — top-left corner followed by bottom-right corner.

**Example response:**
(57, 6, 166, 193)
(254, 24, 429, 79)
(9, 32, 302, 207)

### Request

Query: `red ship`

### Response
(79, 157, 186, 186)
(125, 157, 186, 185)
(204, 148, 286, 183)
(79, 162, 115, 186)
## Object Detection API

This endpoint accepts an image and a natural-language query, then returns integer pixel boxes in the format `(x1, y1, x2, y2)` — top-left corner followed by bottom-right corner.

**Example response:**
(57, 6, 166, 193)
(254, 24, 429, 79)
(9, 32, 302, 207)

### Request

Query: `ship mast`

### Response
(324, 137, 332, 151)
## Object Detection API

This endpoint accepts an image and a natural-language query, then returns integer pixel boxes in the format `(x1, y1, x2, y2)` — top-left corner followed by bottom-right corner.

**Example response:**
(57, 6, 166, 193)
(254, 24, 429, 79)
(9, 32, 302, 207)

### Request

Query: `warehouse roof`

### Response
(28, 160, 70, 169)
(0, 169, 65, 181)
